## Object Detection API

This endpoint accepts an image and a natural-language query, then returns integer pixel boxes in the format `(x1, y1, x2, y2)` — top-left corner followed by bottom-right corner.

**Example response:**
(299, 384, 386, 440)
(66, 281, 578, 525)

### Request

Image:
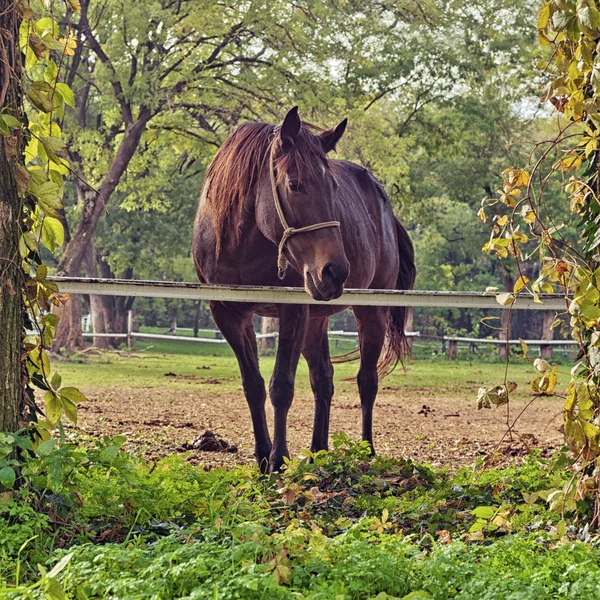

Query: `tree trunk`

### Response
(193, 301, 200, 338)
(499, 271, 514, 361)
(259, 317, 278, 351)
(83, 243, 109, 349)
(405, 308, 414, 353)
(57, 115, 150, 278)
(540, 311, 554, 360)
(170, 310, 178, 334)
(0, 1, 23, 431)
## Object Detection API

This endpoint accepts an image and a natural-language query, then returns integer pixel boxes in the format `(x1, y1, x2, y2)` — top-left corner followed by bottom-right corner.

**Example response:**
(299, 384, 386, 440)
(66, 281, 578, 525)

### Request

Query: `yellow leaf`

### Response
(519, 339, 528, 356)
(513, 275, 530, 294)
(497, 215, 508, 226)
(496, 292, 515, 306)
(538, 2, 551, 29)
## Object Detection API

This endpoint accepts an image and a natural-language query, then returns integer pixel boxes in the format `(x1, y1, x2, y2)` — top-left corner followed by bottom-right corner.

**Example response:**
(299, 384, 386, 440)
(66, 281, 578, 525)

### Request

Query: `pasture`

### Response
(3, 0, 600, 597)
(60, 343, 564, 469)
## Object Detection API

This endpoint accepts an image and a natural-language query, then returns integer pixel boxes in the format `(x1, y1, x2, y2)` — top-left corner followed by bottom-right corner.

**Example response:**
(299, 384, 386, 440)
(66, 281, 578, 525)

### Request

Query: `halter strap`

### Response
(269, 143, 340, 280)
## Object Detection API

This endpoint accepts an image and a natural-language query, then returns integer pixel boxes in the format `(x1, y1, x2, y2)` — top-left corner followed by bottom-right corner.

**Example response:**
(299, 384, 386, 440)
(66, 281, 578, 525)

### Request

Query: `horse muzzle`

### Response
(305, 261, 349, 301)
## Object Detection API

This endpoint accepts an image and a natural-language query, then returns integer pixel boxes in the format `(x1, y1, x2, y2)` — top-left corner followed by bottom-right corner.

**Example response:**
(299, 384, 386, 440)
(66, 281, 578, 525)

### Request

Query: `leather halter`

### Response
(268, 143, 340, 280)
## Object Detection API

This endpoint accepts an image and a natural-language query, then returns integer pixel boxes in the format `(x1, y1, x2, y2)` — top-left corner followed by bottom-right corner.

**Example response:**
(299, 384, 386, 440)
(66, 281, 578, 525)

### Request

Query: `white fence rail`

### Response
(51, 277, 573, 357)
(49, 277, 567, 311)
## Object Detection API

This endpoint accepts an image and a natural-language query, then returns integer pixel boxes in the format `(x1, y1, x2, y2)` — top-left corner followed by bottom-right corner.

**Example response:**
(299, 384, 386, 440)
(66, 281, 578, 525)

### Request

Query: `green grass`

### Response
(60, 346, 549, 402)
(0, 436, 592, 599)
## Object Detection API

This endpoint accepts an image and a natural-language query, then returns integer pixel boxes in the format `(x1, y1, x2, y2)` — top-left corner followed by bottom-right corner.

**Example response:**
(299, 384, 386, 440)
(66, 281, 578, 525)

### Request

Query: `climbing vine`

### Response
(481, 0, 600, 517)
(1, 0, 84, 470)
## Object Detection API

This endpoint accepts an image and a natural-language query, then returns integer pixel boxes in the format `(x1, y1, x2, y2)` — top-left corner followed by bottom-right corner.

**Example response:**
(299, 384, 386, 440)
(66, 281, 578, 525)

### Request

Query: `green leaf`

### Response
(50, 371, 62, 390)
(59, 387, 86, 404)
(472, 506, 496, 520)
(44, 390, 62, 424)
(36, 439, 56, 457)
(61, 397, 77, 425)
(26, 87, 53, 113)
(55, 83, 75, 108)
(41, 216, 64, 252)
(552, 10, 574, 30)
(44, 59, 58, 83)
(36, 263, 48, 281)
(0, 467, 16, 488)
(47, 552, 73, 578)
(0, 114, 21, 128)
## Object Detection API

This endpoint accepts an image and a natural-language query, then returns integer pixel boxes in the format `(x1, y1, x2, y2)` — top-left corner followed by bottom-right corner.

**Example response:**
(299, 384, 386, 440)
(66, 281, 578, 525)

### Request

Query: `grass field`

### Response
(53, 345, 567, 471)
(1, 346, 588, 598)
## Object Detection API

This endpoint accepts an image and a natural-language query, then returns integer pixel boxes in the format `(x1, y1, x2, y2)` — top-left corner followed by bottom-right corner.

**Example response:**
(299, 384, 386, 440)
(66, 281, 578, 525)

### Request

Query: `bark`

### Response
(170, 310, 178, 334)
(259, 317, 278, 351)
(0, 1, 23, 431)
(83, 243, 109, 349)
(57, 115, 150, 278)
(540, 311, 554, 360)
(405, 308, 414, 353)
(193, 301, 200, 337)
(95, 257, 133, 347)
(499, 271, 514, 361)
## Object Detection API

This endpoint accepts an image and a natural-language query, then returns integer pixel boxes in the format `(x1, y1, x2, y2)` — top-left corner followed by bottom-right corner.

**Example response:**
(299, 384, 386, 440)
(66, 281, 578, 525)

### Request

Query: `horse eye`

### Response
(288, 180, 302, 192)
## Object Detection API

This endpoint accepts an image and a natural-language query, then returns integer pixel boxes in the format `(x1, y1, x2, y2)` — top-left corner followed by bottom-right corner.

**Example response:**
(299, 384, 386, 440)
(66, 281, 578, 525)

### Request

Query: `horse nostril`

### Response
(322, 262, 349, 285)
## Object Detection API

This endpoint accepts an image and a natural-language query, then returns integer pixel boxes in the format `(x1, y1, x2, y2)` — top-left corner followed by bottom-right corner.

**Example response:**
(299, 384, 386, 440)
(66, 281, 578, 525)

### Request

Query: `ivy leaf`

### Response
(538, 2, 551, 29)
(44, 390, 62, 424)
(61, 397, 77, 425)
(519, 339, 528, 356)
(26, 87, 53, 113)
(0, 467, 16, 489)
(552, 10, 574, 30)
(472, 506, 496, 519)
(513, 275, 530, 294)
(50, 371, 61, 390)
(41, 216, 64, 252)
(59, 387, 86, 404)
(0, 114, 21, 129)
(55, 83, 75, 108)
(496, 292, 515, 306)
(36, 264, 48, 282)
(477, 382, 517, 409)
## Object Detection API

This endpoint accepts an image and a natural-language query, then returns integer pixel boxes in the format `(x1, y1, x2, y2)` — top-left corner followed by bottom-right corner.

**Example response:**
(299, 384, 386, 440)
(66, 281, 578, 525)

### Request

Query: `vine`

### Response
(0, 0, 84, 487)
(480, 0, 600, 520)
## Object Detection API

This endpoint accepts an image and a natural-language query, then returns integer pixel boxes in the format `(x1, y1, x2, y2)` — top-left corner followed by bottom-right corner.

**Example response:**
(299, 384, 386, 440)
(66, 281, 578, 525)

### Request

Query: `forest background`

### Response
(46, 0, 570, 349)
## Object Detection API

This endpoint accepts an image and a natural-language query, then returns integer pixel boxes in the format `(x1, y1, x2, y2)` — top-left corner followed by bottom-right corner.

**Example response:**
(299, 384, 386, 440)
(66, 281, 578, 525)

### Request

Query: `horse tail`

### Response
(378, 218, 416, 377)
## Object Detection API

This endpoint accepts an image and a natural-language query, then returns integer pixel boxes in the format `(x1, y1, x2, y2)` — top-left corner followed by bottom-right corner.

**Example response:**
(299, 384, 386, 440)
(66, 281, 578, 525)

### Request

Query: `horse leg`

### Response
(210, 302, 272, 472)
(269, 304, 309, 472)
(302, 317, 333, 453)
(353, 306, 388, 453)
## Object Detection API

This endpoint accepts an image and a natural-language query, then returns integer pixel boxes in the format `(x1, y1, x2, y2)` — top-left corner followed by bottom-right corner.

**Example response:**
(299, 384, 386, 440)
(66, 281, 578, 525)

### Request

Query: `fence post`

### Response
(447, 339, 457, 360)
(127, 310, 133, 349)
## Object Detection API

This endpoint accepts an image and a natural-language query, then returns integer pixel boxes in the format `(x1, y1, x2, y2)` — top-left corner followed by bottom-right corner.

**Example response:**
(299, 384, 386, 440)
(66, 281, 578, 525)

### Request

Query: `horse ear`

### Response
(319, 118, 348, 153)
(280, 106, 301, 150)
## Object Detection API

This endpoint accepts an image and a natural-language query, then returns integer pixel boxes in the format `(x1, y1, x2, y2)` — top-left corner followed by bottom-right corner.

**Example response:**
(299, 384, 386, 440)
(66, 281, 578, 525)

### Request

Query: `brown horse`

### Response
(192, 107, 415, 473)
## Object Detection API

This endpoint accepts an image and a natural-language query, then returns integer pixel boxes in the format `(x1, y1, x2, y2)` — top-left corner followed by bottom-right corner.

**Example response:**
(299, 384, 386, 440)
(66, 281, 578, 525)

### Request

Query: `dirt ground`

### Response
(74, 376, 565, 470)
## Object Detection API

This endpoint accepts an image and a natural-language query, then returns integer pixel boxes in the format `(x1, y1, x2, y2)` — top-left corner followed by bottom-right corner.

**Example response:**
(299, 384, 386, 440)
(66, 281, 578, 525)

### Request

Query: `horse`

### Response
(192, 107, 415, 473)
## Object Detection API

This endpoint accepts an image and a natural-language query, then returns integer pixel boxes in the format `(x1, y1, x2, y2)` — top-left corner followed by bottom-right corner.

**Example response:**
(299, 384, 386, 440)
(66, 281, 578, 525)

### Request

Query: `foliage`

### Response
(0, 0, 89, 436)
(0, 435, 595, 598)
(479, 0, 600, 517)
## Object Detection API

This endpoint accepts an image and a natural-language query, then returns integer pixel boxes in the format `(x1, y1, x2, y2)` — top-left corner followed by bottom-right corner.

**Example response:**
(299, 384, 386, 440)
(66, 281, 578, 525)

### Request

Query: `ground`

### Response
(58, 339, 566, 470)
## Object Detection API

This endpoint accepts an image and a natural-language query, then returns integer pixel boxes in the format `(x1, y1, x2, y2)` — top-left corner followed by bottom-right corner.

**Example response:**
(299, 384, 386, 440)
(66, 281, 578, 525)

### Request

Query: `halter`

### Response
(269, 143, 340, 280)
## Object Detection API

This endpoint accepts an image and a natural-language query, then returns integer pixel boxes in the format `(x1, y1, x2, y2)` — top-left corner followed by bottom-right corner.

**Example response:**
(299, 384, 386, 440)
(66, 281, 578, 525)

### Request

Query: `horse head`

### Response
(256, 107, 350, 301)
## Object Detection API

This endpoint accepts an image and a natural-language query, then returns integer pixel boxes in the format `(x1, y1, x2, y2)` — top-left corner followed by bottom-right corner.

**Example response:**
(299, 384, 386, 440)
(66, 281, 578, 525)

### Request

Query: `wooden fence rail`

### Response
(49, 277, 567, 310)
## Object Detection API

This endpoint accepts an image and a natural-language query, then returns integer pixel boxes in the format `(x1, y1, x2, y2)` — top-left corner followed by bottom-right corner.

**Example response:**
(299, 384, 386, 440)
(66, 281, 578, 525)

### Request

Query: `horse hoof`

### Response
(268, 450, 288, 473)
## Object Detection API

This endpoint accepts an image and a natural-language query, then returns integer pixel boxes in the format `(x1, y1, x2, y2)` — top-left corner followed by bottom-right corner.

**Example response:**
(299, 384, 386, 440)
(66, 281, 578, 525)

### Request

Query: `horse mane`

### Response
(202, 121, 329, 256)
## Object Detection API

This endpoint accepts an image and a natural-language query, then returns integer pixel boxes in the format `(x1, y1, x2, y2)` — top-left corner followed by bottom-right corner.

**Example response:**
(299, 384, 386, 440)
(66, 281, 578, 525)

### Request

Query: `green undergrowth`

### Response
(0, 434, 597, 599)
